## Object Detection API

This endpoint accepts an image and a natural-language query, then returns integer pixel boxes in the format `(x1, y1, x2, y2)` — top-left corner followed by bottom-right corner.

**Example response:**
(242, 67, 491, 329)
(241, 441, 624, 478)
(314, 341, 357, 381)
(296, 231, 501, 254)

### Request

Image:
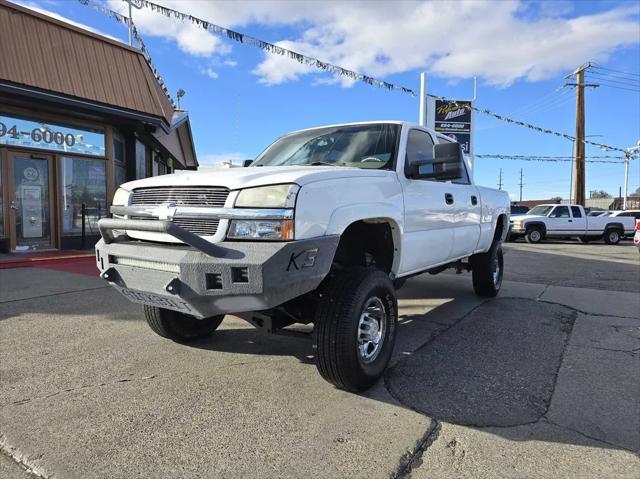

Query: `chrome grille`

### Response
(130, 187, 230, 207)
(130, 216, 220, 236)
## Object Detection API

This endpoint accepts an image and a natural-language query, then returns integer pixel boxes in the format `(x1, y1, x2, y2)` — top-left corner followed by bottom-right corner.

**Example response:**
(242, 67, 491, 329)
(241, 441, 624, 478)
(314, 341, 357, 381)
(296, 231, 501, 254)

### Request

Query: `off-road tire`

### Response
(470, 243, 504, 297)
(144, 306, 224, 342)
(604, 228, 621, 245)
(524, 227, 543, 244)
(314, 266, 398, 392)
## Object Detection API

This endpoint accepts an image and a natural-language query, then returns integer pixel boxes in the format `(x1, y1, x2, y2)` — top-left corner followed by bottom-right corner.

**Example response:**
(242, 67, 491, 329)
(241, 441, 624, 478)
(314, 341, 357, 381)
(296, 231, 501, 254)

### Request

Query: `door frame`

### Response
(6, 150, 57, 251)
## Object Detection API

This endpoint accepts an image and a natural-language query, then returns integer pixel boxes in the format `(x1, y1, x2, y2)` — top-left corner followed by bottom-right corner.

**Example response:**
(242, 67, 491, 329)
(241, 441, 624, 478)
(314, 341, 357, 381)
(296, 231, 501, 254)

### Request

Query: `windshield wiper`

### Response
(308, 161, 345, 166)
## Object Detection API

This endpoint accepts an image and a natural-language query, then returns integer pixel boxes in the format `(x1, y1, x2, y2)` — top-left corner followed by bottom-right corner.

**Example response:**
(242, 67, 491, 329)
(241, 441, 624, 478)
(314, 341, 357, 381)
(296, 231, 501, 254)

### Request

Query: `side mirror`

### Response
(408, 142, 464, 181)
(243, 159, 253, 167)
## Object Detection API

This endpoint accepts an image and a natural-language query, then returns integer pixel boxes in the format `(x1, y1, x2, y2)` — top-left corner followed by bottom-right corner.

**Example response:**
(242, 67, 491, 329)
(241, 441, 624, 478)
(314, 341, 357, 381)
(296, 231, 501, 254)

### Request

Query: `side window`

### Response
(550, 206, 570, 218)
(404, 129, 434, 179)
(570, 206, 582, 218)
(451, 158, 470, 185)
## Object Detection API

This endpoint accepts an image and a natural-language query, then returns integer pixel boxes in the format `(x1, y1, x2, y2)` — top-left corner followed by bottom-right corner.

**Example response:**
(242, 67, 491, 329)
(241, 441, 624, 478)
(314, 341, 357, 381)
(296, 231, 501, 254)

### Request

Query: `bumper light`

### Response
(227, 219, 294, 241)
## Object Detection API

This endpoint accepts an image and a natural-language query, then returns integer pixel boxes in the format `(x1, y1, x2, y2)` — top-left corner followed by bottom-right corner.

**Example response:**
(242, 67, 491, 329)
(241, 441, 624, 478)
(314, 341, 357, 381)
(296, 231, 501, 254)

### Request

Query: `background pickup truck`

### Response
(96, 121, 510, 392)
(509, 203, 636, 244)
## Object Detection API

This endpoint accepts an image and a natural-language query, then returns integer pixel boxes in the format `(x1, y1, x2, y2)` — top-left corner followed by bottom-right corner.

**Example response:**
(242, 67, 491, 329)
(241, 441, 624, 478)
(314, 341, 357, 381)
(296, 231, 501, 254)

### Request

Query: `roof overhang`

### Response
(151, 111, 198, 169)
(0, 80, 170, 132)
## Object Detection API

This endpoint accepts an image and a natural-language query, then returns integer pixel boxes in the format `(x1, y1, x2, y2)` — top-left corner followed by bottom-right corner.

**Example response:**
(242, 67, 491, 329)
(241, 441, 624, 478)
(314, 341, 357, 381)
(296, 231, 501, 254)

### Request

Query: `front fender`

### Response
(325, 203, 403, 275)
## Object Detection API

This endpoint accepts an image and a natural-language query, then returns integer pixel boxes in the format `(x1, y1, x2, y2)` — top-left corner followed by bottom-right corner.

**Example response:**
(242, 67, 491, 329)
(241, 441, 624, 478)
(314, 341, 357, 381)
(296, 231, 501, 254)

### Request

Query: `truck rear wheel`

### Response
(470, 243, 503, 297)
(143, 306, 224, 342)
(604, 229, 621, 245)
(314, 266, 397, 392)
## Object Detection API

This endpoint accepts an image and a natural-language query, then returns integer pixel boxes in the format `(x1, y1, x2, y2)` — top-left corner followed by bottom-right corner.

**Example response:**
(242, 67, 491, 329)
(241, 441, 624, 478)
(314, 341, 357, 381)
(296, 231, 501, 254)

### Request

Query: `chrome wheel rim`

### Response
(492, 255, 501, 285)
(609, 232, 619, 242)
(357, 296, 386, 364)
(530, 230, 541, 242)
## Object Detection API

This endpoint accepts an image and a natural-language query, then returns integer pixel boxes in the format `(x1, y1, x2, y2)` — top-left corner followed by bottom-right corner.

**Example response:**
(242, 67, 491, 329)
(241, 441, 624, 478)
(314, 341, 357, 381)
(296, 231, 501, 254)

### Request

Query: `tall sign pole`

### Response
(419, 72, 427, 126)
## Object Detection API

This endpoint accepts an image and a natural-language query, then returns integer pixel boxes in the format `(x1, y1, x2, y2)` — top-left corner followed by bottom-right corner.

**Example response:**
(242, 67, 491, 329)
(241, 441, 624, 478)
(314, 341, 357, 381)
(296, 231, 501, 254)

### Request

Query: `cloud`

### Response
(201, 68, 219, 79)
(107, 0, 638, 86)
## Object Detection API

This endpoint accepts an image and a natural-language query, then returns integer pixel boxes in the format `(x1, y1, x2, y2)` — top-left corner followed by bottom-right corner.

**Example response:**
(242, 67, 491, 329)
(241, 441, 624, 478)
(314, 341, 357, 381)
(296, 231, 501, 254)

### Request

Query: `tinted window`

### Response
(571, 206, 582, 218)
(550, 206, 570, 218)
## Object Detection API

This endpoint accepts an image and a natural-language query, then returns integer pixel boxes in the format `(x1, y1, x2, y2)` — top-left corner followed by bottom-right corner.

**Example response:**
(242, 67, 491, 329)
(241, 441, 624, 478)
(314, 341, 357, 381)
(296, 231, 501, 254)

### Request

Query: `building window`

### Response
(135, 140, 147, 179)
(61, 157, 107, 234)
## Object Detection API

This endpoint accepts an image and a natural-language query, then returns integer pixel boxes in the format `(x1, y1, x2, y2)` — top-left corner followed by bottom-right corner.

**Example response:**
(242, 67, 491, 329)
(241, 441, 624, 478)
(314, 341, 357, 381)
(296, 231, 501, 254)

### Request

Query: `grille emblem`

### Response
(154, 202, 178, 221)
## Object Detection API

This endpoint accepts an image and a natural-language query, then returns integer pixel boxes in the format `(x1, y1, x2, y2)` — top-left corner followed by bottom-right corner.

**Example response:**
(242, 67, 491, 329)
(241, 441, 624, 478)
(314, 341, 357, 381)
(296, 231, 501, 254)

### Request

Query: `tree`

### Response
(590, 190, 612, 199)
(633, 186, 640, 196)
(549, 196, 562, 203)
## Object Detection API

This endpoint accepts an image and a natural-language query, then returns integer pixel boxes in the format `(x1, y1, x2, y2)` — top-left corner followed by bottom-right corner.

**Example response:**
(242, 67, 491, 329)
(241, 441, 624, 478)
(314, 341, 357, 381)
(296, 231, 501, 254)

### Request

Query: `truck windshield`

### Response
(252, 123, 400, 169)
(527, 205, 554, 216)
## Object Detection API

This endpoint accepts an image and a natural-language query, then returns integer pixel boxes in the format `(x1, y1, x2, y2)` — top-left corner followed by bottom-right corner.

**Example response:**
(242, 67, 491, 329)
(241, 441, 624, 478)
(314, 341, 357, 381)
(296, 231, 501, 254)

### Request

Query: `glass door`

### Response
(8, 153, 55, 251)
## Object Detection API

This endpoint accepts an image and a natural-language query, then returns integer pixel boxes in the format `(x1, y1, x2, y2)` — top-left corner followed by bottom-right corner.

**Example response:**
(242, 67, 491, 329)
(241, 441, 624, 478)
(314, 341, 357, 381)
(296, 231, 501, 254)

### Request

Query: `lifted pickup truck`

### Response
(96, 121, 510, 392)
(509, 203, 635, 244)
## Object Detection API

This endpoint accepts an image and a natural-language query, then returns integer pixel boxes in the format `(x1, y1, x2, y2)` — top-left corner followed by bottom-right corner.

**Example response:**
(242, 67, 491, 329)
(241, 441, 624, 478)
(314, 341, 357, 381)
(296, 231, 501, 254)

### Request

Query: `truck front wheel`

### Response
(470, 243, 504, 297)
(524, 227, 543, 244)
(314, 266, 398, 392)
(143, 306, 224, 342)
(604, 229, 621, 245)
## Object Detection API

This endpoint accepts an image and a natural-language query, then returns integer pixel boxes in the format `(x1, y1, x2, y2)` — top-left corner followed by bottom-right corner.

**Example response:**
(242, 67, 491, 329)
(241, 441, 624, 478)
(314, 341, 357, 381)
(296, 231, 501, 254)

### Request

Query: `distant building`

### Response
(0, 0, 197, 252)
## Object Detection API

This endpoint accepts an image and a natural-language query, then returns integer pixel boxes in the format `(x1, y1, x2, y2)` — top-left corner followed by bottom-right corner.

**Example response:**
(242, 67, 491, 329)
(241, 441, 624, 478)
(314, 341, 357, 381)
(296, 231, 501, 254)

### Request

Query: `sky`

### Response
(18, 0, 640, 200)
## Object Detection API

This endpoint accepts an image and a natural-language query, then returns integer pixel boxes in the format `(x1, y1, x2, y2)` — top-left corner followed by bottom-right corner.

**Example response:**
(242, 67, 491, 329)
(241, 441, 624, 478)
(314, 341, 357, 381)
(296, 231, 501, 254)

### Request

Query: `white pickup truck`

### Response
(96, 121, 510, 391)
(509, 203, 636, 244)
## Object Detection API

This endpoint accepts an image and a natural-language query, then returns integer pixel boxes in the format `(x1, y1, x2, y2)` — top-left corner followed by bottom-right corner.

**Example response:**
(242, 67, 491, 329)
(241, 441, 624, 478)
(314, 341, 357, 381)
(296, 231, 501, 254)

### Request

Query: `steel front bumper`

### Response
(95, 219, 339, 318)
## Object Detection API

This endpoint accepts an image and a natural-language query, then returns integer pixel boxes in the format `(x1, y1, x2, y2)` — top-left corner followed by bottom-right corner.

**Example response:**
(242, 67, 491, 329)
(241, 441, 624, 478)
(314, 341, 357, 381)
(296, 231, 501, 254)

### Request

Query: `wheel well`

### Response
(525, 221, 546, 235)
(494, 214, 508, 242)
(333, 221, 395, 273)
(605, 222, 623, 232)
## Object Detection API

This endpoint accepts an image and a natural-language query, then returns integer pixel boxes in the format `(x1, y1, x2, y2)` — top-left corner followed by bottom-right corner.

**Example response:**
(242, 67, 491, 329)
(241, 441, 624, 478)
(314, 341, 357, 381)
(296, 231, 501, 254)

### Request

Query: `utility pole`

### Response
(518, 168, 524, 202)
(498, 168, 503, 190)
(565, 63, 598, 207)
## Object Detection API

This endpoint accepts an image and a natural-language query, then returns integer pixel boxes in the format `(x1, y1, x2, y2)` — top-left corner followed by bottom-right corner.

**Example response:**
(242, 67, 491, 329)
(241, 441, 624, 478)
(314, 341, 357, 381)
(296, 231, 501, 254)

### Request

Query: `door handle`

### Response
(568, 219, 572, 222)
(445, 193, 454, 205)
(471, 195, 478, 205)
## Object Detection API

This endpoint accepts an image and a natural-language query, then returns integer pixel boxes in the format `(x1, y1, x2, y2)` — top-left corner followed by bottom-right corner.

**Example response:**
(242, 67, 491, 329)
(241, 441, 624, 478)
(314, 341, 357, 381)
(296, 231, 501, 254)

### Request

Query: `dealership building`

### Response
(0, 0, 197, 253)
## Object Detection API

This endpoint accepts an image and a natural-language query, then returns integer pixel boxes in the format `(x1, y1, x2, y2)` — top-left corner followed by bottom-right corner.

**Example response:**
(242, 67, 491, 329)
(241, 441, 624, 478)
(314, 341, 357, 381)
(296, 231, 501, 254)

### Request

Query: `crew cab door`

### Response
(398, 129, 454, 273)
(441, 148, 481, 258)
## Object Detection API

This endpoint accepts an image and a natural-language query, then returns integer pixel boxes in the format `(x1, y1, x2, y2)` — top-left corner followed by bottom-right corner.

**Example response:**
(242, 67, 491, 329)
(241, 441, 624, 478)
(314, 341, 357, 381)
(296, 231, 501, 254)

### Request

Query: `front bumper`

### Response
(95, 219, 339, 318)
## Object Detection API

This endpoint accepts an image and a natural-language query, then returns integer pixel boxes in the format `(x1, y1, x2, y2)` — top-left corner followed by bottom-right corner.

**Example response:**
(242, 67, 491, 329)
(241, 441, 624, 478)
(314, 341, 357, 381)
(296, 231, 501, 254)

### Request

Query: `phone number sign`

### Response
(0, 114, 105, 156)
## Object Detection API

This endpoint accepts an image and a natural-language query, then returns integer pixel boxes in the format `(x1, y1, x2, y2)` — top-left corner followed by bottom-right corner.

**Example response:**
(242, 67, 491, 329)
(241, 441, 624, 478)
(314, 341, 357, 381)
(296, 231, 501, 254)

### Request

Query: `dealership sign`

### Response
(0, 114, 105, 156)
(433, 99, 472, 154)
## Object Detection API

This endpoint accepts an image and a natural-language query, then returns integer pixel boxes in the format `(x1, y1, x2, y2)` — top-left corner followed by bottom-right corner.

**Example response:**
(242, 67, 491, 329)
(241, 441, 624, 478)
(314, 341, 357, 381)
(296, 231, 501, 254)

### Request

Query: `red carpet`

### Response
(0, 251, 99, 276)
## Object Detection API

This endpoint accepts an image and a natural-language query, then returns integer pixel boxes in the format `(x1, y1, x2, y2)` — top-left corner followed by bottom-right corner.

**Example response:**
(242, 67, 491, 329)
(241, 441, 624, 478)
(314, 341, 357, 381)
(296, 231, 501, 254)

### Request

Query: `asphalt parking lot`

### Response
(1, 241, 639, 478)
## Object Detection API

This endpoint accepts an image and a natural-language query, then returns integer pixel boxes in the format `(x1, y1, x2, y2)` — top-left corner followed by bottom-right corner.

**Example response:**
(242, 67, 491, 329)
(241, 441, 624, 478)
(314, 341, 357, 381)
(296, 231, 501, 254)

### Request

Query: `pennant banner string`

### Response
(77, 0, 629, 153)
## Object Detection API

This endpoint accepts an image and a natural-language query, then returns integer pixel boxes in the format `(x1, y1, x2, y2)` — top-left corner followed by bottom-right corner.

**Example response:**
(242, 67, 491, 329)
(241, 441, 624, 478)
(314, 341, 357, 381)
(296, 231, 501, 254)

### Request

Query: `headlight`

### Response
(227, 219, 294, 241)
(235, 184, 299, 208)
(112, 187, 131, 206)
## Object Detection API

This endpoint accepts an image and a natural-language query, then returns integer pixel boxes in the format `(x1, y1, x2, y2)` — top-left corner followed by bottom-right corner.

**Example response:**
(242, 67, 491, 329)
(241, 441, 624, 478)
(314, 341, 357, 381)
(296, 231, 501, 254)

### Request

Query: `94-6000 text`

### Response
(0, 122, 75, 147)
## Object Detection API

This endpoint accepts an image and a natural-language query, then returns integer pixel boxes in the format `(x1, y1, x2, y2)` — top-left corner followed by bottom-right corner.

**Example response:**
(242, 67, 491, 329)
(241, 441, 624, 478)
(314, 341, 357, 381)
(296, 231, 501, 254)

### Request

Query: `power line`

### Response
(586, 72, 640, 87)
(475, 154, 632, 164)
(589, 64, 640, 80)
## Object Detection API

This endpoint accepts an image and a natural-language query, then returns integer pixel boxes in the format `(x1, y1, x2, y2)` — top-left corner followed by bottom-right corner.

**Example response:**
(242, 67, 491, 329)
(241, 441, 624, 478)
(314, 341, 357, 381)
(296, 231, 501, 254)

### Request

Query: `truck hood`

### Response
(516, 215, 546, 222)
(120, 166, 393, 191)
